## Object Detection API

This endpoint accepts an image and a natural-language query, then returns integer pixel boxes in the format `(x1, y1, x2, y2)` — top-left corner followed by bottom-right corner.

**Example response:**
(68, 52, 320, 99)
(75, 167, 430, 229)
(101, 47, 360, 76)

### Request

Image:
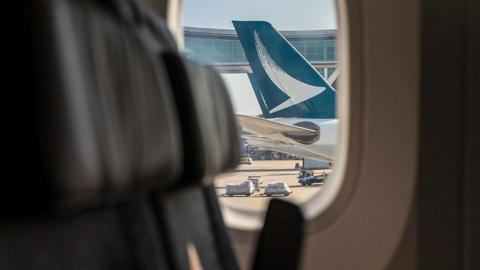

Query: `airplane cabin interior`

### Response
(1, 0, 479, 269)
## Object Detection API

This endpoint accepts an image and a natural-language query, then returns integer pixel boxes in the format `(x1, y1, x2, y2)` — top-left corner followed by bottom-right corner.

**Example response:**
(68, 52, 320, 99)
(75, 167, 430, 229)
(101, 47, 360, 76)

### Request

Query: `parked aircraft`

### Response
(233, 20, 337, 161)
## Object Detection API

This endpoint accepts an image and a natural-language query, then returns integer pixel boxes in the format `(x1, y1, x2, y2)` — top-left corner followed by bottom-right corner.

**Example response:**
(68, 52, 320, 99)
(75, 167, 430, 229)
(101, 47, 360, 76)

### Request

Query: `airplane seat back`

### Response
(161, 53, 241, 186)
(153, 53, 242, 270)
(2, 0, 183, 218)
(0, 0, 183, 269)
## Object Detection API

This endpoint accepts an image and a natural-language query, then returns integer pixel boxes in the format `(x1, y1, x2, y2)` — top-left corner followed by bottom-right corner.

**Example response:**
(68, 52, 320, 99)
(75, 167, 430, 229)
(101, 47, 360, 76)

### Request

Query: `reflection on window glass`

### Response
(183, 0, 338, 211)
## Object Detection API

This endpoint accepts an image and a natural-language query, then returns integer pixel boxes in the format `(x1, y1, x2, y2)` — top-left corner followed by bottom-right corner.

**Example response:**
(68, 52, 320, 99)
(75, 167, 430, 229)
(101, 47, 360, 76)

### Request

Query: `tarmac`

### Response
(214, 160, 332, 212)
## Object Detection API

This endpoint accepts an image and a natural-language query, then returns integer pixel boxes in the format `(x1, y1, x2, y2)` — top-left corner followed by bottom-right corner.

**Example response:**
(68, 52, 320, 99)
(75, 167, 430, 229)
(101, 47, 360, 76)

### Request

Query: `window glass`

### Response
(183, 0, 338, 212)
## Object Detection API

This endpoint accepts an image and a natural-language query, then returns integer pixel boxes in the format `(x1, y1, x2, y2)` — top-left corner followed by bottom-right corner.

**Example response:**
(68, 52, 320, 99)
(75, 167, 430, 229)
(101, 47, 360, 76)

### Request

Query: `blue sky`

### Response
(183, 0, 337, 115)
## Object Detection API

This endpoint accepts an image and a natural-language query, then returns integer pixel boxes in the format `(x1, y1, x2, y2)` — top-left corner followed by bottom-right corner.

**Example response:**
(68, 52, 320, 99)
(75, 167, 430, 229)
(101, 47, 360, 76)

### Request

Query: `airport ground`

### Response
(214, 160, 332, 212)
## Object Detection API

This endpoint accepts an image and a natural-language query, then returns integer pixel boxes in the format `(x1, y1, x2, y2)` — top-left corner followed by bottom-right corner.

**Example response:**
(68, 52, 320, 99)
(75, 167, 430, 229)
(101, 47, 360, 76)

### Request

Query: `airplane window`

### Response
(183, 0, 339, 219)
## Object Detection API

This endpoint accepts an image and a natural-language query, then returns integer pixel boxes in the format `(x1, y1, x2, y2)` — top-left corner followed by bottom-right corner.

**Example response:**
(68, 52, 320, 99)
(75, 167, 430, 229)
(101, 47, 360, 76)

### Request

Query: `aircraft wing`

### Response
(237, 114, 318, 144)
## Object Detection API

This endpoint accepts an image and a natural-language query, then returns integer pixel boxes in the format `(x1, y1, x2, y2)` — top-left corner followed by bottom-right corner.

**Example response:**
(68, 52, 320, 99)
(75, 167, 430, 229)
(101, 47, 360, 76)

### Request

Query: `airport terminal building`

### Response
(183, 26, 338, 79)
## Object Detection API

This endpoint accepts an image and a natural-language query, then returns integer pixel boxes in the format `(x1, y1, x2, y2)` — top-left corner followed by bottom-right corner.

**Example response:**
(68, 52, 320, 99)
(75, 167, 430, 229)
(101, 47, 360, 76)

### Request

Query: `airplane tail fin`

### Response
(233, 21, 336, 119)
(247, 73, 269, 117)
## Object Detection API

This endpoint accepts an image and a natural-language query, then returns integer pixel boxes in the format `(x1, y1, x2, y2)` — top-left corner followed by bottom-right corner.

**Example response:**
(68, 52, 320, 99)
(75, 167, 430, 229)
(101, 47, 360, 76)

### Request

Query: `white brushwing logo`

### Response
(254, 31, 325, 113)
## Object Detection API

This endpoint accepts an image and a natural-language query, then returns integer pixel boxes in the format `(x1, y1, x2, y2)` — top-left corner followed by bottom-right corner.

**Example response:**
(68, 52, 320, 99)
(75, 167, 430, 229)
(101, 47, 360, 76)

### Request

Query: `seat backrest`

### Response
(1, 1, 184, 269)
(2, 0, 182, 217)
(154, 52, 241, 270)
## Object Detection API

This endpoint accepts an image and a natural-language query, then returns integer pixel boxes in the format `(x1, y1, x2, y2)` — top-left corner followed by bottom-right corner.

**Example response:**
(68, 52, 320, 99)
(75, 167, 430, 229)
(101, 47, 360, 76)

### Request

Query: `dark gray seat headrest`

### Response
(162, 52, 240, 187)
(2, 0, 182, 217)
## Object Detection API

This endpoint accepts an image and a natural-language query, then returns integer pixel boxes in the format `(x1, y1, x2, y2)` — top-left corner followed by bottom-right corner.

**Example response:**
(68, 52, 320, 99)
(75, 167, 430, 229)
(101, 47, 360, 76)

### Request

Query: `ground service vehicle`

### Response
(247, 176, 263, 191)
(298, 170, 326, 186)
(240, 157, 253, 164)
(264, 181, 292, 196)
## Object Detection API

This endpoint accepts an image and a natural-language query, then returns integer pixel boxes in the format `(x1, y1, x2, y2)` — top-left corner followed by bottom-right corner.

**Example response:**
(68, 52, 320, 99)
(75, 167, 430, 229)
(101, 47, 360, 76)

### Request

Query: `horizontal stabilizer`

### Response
(237, 115, 318, 138)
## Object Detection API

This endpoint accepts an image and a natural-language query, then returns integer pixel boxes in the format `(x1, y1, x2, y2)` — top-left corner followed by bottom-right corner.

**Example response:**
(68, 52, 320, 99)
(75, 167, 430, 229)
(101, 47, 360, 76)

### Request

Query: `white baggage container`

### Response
(225, 181, 255, 196)
(264, 181, 292, 196)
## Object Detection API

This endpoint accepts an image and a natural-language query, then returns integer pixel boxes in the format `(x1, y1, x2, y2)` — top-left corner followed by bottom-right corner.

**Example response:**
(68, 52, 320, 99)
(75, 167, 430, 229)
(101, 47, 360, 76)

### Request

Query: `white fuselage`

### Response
(249, 118, 337, 162)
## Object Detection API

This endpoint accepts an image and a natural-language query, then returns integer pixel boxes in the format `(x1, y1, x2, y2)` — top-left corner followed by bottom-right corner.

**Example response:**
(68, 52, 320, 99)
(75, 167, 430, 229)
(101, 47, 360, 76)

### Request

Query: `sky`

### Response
(183, 0, 337, 115)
